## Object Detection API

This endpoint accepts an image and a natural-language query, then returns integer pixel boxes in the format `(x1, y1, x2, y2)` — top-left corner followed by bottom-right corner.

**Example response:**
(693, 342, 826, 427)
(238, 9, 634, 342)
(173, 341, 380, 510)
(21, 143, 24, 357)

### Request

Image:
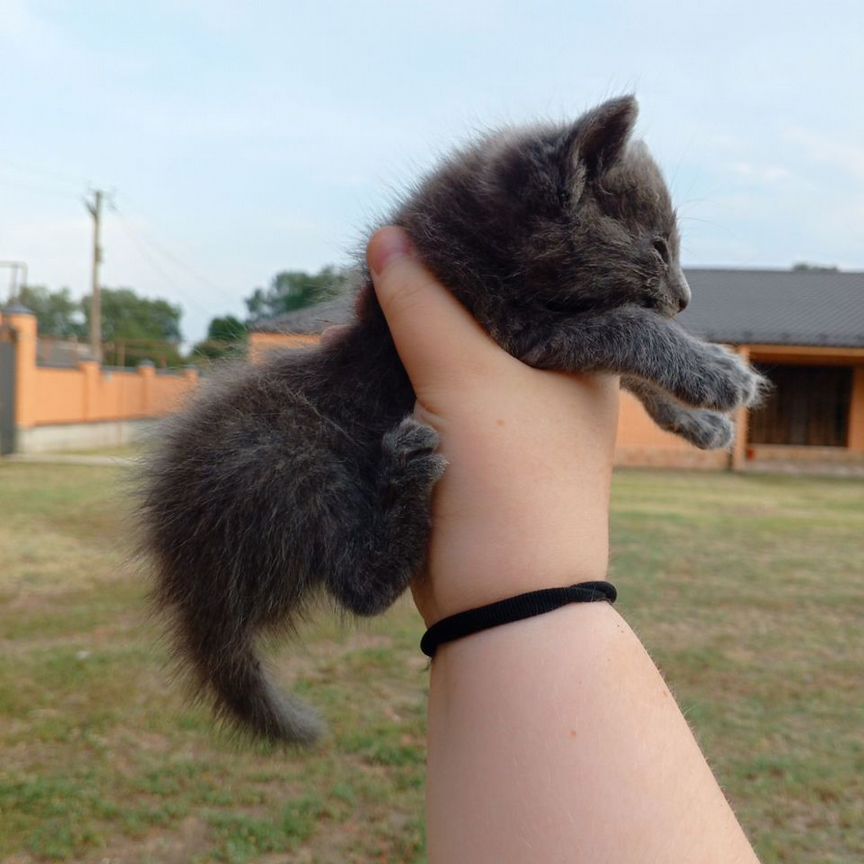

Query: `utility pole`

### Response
(0, 261, 28, 304)
(84, 189, 104, 361)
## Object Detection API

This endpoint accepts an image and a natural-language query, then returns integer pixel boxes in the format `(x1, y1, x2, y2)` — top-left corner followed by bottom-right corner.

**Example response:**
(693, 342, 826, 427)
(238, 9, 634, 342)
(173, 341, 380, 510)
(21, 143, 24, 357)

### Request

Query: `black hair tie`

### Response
(420, 580, 617, 658)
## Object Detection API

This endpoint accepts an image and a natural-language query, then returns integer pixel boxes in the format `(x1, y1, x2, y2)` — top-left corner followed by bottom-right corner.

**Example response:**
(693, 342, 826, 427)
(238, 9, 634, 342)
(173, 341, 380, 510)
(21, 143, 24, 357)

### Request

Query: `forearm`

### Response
(426, 601, 759, 864)
(365, 231, 758, 862)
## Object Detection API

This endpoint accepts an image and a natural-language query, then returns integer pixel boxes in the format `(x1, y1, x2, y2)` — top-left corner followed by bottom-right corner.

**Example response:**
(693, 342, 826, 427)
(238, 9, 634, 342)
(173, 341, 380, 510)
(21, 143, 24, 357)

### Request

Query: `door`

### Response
(0, 327, 16, 455)
(749, 364, 853, 447)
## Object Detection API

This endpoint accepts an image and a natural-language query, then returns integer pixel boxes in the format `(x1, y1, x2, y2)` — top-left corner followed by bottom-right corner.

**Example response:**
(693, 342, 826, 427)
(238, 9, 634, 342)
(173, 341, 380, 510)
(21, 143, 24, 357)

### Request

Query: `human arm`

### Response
(368, 226, 760, 864)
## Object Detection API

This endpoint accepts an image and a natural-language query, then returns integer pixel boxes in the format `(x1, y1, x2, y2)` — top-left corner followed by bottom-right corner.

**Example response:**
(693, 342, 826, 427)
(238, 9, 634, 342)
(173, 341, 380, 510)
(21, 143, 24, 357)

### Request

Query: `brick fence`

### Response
(0, 307, 198, 454)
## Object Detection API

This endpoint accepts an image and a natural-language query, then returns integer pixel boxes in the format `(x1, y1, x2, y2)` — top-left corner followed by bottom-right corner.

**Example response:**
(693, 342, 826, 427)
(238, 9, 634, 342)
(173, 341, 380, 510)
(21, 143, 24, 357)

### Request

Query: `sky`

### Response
(1, 0, 863, 344)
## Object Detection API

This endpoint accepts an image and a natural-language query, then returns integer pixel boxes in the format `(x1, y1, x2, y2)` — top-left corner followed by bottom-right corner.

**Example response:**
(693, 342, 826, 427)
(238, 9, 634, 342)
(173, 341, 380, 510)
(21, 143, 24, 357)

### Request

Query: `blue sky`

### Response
(1, 0, 862, 343)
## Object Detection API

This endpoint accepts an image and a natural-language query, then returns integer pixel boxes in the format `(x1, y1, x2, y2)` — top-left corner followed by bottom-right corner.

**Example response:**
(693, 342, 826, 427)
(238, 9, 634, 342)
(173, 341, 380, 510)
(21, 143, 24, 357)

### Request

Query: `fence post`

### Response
(78, 360, 100, 421)
(138, 360, 155, 415)
(5, 304, 37, 435)
(849, 367, 864, 454)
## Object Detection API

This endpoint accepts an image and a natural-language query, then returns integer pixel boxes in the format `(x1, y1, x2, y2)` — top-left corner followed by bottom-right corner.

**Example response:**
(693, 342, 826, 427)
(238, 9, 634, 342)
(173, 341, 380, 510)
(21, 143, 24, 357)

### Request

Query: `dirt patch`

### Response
(85, 816, 211, 864)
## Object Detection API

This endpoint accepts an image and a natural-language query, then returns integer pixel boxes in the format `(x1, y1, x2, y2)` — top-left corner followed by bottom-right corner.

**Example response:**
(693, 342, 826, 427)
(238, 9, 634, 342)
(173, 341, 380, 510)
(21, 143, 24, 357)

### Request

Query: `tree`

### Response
(792, 262, 839, 272)
(207, 315, 247, 343)
(191, 315, 248, 361)
(15, 284, 184, 367)
(81, 288, 183, 367)
(82, 288, 182, 343)
(245, 266, 349, 324)
(17, 285, 85, 340)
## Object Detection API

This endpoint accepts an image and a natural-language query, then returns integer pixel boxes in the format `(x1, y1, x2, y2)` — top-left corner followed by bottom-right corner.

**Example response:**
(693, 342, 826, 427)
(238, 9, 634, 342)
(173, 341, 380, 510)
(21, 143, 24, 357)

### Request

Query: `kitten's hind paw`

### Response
(382, 416, 448, 486)
(329, 417, 447, 619)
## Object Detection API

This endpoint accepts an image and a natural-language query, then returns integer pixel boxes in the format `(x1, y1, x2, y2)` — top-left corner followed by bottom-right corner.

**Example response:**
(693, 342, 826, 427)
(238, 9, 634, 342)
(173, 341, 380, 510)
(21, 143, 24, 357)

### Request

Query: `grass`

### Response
(0, 458, 861, 863)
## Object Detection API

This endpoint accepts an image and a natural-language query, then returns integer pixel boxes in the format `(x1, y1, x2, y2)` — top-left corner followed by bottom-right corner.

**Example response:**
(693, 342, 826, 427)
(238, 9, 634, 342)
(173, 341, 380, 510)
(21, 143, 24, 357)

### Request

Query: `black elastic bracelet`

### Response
(420, 580, 617, 658)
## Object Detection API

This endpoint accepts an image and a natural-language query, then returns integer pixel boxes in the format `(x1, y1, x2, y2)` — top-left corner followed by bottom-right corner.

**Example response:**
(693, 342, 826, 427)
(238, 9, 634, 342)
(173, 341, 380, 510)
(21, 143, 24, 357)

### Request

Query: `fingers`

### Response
(367, 227, 505, 394)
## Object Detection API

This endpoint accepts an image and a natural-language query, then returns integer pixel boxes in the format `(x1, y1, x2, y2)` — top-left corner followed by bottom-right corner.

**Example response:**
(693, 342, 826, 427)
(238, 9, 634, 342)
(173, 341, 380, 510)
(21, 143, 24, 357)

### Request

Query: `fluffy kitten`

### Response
(141, 96, 765, 745)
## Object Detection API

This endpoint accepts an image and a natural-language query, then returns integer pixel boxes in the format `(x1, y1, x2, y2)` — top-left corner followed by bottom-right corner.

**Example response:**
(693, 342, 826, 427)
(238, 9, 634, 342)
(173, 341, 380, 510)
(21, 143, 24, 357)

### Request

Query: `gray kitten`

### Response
(141, 96, 766, 745)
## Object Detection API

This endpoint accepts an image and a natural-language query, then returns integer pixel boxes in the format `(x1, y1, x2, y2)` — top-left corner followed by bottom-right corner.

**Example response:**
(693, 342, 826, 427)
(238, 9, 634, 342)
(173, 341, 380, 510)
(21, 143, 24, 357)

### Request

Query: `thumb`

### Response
(368, 227, 503, 396)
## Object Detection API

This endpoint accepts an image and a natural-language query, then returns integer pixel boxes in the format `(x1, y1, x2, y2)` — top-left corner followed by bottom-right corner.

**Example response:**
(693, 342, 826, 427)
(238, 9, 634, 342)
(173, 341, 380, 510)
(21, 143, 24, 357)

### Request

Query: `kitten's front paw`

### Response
(675, 410, 735, 450)
(382, 416, 448, 488)
(690, 346, 768, 411)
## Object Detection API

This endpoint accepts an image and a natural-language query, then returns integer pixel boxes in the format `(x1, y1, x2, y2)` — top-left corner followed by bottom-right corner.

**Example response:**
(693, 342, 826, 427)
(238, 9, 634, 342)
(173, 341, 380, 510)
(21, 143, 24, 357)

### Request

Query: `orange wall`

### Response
(615, 390, 729, 469)
(249, 331, 319, 363)
(4, 310, 198, 429)
(28, 363, 196, 426)
(616, 390, 691, 450)
(32, 367, 87, 424)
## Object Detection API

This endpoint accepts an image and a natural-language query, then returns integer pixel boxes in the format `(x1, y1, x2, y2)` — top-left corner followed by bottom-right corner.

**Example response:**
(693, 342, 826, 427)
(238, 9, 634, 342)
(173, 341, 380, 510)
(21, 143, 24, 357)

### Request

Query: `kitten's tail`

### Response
(169, 606, 325, 747)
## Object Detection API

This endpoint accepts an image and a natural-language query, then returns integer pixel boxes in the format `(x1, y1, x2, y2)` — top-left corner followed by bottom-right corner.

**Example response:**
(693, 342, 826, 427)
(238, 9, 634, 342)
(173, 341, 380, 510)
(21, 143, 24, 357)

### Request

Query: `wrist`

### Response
(420, 581, 616, 657)
(411, 372, 618, 626)
(414, 505, 611, 626)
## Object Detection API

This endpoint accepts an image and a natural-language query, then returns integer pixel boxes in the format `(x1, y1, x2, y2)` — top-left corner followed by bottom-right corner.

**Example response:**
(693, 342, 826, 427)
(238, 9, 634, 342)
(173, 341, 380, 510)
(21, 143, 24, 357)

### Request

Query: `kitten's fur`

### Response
(142, 97, 766, 745)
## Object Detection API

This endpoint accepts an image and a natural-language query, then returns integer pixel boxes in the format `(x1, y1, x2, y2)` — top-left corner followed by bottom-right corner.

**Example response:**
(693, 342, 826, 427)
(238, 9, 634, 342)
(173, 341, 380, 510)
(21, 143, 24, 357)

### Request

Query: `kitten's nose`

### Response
(673, 271, 691, 313)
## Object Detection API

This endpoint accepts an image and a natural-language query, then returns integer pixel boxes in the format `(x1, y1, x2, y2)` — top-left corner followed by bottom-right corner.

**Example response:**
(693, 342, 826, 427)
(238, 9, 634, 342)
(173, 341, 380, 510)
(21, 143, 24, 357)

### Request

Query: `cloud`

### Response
(728, 162, 792, 184)
(785, 127, 864, 183)
(168, 0, 249, 34)
(0, 0, 34, 37)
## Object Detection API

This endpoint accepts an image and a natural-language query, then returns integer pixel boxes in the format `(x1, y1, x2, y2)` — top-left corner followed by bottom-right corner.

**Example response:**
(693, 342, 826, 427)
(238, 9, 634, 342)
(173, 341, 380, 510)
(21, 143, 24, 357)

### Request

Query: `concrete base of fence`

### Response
(16, 419, 158, 453)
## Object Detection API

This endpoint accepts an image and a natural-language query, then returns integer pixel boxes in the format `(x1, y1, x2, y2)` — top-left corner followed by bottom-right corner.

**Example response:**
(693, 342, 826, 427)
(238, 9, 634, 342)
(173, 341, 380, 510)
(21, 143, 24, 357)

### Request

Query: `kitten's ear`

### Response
(564, 96, 639, 184)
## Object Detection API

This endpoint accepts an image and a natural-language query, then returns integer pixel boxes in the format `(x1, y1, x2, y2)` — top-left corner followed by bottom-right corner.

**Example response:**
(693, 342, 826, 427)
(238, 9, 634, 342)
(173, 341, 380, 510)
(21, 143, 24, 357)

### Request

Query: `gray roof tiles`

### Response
(252, 269, 864, 349)
(251, 296, 356, 335)
(678, 269, 864, 348)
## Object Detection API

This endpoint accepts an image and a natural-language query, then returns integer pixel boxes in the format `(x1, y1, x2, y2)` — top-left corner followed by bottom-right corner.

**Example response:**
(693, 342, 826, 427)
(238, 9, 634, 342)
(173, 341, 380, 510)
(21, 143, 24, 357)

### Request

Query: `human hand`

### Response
(367, 227, 620, 627)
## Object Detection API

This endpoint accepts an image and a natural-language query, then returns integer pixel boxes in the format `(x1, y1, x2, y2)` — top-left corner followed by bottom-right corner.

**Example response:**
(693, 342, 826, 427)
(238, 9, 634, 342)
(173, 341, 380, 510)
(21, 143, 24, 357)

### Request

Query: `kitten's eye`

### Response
(652, 237, 670, 265)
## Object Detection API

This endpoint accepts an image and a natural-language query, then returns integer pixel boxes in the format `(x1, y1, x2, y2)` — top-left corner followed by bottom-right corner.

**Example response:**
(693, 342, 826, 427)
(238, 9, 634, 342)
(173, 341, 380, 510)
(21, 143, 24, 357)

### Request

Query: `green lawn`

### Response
(0, 460, 861, 863)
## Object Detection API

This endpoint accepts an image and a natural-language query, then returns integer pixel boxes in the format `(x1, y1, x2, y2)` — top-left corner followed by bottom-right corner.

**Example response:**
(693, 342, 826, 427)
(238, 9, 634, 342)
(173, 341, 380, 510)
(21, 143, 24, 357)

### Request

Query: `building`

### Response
(676, 268, 864, 470)
(249, 268, 864, 471)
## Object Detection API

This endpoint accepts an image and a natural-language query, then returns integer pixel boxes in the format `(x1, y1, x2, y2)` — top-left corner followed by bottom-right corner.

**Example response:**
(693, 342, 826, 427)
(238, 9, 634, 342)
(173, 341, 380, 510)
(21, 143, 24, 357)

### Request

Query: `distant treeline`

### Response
(16, 266, 351, 367)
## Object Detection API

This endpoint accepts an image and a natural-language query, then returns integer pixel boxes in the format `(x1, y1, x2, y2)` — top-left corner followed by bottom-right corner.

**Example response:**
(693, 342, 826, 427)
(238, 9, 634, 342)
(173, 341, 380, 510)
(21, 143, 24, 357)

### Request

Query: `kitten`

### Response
(141, 96, 766, 745)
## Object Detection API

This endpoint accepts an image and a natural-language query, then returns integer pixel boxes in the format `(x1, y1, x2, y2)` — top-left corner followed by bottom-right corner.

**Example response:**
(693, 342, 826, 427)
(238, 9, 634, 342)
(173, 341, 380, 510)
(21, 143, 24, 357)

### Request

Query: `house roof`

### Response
(251, 296, 356, 335)
(252, 268, 864, 349)
(678, 269, 864, 348)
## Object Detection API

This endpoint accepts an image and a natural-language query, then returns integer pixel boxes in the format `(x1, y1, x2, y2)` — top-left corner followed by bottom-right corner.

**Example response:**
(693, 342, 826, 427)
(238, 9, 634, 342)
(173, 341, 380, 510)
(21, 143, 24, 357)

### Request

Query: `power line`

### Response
(0, 167, 245, 329)
(111, 209, 216, 322)
(136, 230, 240, 304)
(110, 198, 243, 309)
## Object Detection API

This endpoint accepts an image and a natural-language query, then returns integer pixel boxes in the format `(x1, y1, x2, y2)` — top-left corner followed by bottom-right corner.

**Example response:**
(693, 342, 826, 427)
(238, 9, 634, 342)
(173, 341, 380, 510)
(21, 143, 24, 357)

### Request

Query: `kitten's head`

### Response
(401, 96, 690, 323)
